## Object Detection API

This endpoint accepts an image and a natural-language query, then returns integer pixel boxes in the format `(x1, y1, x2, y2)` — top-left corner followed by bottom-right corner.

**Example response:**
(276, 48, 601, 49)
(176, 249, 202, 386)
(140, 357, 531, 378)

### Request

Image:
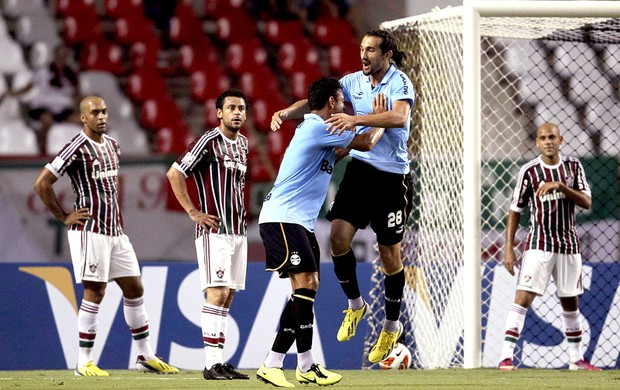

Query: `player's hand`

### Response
(325, 113, 356, 135)
(270, 109, 287, 132)
(189, 210, 220, 231)
(503, 247, 518, 276)
(64, 208, 90, 226)
(535, 181, 560, 198)
(373, 93, 388, 114)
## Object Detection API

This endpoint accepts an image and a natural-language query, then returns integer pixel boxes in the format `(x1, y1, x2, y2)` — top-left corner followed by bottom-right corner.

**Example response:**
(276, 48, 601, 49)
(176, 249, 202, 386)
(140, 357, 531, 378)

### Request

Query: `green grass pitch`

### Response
(1, 369, 619, 389)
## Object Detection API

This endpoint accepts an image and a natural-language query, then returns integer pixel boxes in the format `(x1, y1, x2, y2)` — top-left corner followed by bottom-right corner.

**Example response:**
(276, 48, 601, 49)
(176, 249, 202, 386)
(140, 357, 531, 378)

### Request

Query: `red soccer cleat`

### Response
(498, 358, 516, 371)
(569, 359, 602, 371)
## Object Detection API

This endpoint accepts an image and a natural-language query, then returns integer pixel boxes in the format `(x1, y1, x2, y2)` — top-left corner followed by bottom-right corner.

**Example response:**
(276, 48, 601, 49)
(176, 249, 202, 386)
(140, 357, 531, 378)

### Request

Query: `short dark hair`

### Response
(215, 89, 249, 111)
(365, 29, 406, 68)
(307, 77, 341, 111)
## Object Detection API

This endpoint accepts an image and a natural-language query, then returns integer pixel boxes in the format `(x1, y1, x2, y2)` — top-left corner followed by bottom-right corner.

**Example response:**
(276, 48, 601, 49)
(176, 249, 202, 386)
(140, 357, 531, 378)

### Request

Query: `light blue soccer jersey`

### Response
(340, 64, 415, 174)
(259, 113, 356, 231)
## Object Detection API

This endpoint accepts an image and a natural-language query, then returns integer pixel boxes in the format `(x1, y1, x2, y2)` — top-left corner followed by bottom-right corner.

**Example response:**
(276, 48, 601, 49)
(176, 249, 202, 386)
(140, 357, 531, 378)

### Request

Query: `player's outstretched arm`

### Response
(326, 99, 410, 135)
(270, 99, 310, 131)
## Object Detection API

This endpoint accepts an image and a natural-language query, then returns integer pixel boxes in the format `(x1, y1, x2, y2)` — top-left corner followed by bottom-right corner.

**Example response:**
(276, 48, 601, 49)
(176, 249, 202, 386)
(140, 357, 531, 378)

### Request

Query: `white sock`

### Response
(348, 297, 365, 311)
(500, 303, 527, 360)
(202, 303, 225, 367)
(123, 296, 155, 360)
(297, 350, 315, 373)
(563, 310, 583, 363)
(264, 351, 286, 368)
(77, 300, 99, 367)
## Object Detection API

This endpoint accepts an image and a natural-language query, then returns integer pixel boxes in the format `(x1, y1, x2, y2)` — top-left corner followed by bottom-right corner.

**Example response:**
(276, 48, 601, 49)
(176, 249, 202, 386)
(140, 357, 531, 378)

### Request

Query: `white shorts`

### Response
(517, 250, 583, 297)
(68, 230, 141, 283)
(195, 233, 247, 291)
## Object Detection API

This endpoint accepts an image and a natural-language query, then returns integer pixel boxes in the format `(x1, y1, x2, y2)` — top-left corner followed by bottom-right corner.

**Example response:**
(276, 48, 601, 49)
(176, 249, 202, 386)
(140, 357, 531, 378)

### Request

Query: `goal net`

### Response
(365, 3, 620, 369)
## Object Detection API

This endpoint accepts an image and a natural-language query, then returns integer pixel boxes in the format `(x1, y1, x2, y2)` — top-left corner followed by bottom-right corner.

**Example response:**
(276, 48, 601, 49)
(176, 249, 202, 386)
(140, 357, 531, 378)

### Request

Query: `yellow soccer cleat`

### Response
(336, 303, 368, 342)
(74, 360, 109, 377)
(368, 323, 403, 363)
(296, 364, 342, 386)
(135, 355, 179, 374)
(256, 363, 295, 388)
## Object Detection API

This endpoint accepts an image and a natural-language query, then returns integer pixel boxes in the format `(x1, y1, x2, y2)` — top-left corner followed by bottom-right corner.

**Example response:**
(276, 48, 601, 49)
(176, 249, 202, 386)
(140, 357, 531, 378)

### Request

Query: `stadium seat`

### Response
(154, 123, 194, 155)
(140, 95, 184, 132)
(519, 71, 564, 106)
(15, 14, 62, 48)
(214, 13, 257, 43)
(0, 16, 9, 38)
(128, 39, 160, 70)
(190, 67, 231, 103)
(46, 122, 82, 155)
(54, 0, 99, 18)
(204, 0, 245, 19)
(311, 16, 356, 47)
(262, 19, 306, 46)
(584, 98, 620, 134)
(126, 68, 168, 103)
(169, 14, 204, 46)
(225, 38, 268, 75)
(602, 44, 620, 78)
(79, 41, 125, 75)
(107, 124, 150, 155)
(0, 122, 39, 156)
(276, 38, 322, 76)
(505, 41, 552, 78)
(0, 37, 28, 75)
(327, 44, 361, 77)
(114, 16, 156, 45)
(290, 67, 324, 100)
(62, 15, 104, 45)
(29, 41, 54, 69)
(178, 38, 220, 73)
(566, 70, 612, 106)
(552, 43, 599, 80)
(3, 0, 48, 18)
(203, 98, 219, 129)
(0, 76, 24, 125)
(238, 66, 280, 100)
(252, 94, 289, 133)
(103, 0, 144, 19)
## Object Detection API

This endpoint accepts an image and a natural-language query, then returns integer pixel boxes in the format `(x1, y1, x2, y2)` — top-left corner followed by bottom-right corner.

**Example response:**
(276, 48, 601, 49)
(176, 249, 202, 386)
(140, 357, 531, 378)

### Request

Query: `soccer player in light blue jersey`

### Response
(257, 77, 385, 387)
(270, 29, 415, 364)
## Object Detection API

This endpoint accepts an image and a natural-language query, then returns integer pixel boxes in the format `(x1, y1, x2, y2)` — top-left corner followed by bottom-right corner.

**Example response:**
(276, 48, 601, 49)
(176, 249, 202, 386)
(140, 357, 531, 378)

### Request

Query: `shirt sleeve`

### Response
(390, 71, 416, 107)
(510, 165, 531, 213)
(575, 159, 592, 197)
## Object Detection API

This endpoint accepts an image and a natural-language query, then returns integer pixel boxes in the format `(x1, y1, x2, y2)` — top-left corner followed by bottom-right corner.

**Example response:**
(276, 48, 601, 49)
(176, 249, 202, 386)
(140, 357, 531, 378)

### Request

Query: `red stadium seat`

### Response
(290, 67, 324, 100)
(63, 15, 104, 45)
(168, 14, 203, 45)
(215, 13, 257, 43)
(80, 41, 125, 75)
(154, 123, 194, 155)
(103, 0, 144, 19)
(204, 0, 244, 19)
(140, 95, 184, 132)
(203, 98, 219, 129)
(252, 94, 288, 133)
(262, 19, 306, 46)
(312, 16, 357, 47)
(190, 67, 231, 103)
(238, 66, 280, 100)
(114, 16, 156, 45)
(178, 38, 220, 73)
(225, 38, 268, 75)
(55, 0, 98, 18)
(126, 68, 168, 103)
(129, 38, 160, 70)
(327, 44, 361, 77)
(277, 38, 322, 76)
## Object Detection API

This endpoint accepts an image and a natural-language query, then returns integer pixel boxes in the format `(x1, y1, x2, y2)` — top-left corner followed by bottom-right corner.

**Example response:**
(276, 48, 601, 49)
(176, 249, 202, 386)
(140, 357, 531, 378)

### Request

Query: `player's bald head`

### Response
(536, 122, 560, 137)
(79, 96, 106, 115)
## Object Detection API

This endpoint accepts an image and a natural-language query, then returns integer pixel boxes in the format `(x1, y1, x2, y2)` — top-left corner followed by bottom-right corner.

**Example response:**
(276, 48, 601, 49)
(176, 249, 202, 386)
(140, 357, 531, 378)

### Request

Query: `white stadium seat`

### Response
(0, 122, 38, 155)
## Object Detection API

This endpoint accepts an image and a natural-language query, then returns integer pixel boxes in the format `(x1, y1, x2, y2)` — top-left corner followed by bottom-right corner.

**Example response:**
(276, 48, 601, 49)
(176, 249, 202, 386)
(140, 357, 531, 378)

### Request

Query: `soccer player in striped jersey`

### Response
(257, 77, 386, 388)
(499, 122, 601, 371)
(33, 96, 178, 376)
(166, 89, 250, 380)
(270, 29, 415, 364)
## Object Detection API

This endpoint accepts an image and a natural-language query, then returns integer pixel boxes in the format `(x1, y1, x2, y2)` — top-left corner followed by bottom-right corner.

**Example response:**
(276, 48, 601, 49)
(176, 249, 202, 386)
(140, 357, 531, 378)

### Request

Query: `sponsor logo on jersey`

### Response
(181, 152, 197, 166)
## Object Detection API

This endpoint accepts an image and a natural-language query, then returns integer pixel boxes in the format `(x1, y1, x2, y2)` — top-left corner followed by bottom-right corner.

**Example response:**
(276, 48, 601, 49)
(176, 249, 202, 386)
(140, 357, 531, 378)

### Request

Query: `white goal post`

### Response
(371, 1, 620, 370)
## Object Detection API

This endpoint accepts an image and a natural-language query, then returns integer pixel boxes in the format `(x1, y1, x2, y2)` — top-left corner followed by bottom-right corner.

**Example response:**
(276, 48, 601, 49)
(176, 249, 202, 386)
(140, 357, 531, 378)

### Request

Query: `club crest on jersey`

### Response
(566, 175, 574, 188)
(89, 263, 97, 273)
(216, 268, 225, 279)
(290, 252, 301, 266)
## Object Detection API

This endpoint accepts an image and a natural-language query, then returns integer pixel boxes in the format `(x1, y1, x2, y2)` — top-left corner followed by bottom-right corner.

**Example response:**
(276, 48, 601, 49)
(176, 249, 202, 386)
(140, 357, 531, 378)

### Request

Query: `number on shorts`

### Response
(387, 211, 403, 227)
